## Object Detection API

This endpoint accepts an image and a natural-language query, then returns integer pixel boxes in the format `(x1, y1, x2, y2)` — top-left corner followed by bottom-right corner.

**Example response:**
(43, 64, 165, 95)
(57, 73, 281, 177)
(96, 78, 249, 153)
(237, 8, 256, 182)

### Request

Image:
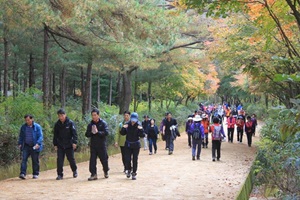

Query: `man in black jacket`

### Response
(86, 108, 109, 180)
(53, 109, 78, 180)
(121, 112, 145, 180)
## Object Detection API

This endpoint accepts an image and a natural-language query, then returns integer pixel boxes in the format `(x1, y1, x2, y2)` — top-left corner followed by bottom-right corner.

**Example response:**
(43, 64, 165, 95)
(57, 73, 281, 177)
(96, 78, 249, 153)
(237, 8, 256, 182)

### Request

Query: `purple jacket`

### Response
(190, 122, 205, 138)
(185, 121, 193, 134)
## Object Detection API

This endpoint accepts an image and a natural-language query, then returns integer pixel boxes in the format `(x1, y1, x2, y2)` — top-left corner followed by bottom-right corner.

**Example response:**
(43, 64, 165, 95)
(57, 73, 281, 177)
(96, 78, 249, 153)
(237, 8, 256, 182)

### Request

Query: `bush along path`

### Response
(0, 122, 261, 200)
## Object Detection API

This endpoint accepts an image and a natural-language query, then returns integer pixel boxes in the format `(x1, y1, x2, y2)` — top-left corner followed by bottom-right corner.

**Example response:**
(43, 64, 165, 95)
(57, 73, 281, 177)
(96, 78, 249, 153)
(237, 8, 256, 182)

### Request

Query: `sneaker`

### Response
(168, 151, 173, 155)
(154, 150, 157, 154)
(212, 158, 215, 162)
(131, 173, 137, 180)
(56, 175, 63, 180)
(32, 175, 38, 179)
(88, 174, 98, 181)
(104, 171, 109, 179)
(126, 170, 131, 178)
(192, 156, 195, 161)
(19, 174, 26, 180)
(217, 158, 220, 161)
(165, 148, 169, 150)
(197, 157, 200, 160)
(73, 171, 78, 178)
(149, 152, 152, 155)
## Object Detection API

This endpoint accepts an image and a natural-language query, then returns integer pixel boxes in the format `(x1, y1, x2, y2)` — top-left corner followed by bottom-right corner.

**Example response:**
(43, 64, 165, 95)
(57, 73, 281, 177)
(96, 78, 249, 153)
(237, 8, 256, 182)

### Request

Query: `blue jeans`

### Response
(148, 138, 157, 153)
(192, 139, 202, 158)
(166, 135, 174, 152)
(20, 144, 40, 176)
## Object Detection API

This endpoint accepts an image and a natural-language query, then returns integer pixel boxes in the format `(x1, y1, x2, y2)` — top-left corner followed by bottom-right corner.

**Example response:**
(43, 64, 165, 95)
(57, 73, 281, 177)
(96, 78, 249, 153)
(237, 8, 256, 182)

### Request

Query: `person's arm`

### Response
(201, 125, 205, 139)
(99, 121, 109, 137)
(221, 126, 226, 137)
(185, 122, 188, 132)
(85, 124, 92, 138)
(18, 126, 24, 149)
(114, 123, 122, 147)
(137, 125, 145, 138)
(71, 121, 78, 145)
(35, 125, 43, 150)
(154, 126, 159, 135)
(120, 124, 128, 136)
(53, 123, 58, 149)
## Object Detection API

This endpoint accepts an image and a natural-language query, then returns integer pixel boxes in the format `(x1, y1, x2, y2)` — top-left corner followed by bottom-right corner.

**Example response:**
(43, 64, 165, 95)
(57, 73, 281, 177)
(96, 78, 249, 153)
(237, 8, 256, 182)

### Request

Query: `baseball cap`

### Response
(131, 112, 139, 122)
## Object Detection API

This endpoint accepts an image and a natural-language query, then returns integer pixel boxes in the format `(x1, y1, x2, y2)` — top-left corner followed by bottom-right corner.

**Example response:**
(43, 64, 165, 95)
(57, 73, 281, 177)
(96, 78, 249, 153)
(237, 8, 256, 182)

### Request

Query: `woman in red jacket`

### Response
(227, 113, 236, 143)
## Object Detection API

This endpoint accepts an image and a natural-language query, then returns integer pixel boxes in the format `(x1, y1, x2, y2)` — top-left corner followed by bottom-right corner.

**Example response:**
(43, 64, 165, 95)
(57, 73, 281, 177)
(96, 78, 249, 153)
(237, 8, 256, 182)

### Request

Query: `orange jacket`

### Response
(201, 119, 210, 134)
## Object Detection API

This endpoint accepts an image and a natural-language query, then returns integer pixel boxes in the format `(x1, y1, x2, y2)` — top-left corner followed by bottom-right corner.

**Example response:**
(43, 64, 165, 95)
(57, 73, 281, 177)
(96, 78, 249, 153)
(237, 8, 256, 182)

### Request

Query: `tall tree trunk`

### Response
(97, 73, 101, 106)
(60, 67, 66, 108)
(108, 74, 112, 106)
(29, 53, 35, 88)
(0, 69, 2, 92)
(13, 52, 18, 98)
(115, 72, 122, 106)
(43, 26, 50, 109)
(3, 37, 9, 98)
(119, 70, 133, 114)
(82, 61, 92, 116)
(148, 81, 152, 112)
(133, 69, 138, 112)
(81, 67, 85, 116)
(23, 72, 27, 92)
(52, 72, 56, 105)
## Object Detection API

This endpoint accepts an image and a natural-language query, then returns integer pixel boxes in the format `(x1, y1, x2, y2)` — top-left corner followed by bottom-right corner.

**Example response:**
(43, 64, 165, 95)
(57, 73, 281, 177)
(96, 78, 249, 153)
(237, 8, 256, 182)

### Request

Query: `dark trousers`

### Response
(246, 132, 253, 146)
(20, 144, 40, 176)
(212, 140, 221, 159)
(227, 128, 234, 142)
(202, 134, 209, 147)
(192, 139, 202, 158)
(148, 138, 157, 153)
(125, 147, 140, 173)
(188, 134, 192, 147)
(89, 146, 109, 175)
(165, 135, 174, 152)
(237, 128, 244, 142)
(120, 146, 126, 170)
(57, 147, 77, 176)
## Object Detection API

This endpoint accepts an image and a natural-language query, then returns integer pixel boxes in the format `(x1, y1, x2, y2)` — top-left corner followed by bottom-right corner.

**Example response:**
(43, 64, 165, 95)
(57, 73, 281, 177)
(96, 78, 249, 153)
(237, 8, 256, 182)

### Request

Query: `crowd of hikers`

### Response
(17, 102, 257, 181)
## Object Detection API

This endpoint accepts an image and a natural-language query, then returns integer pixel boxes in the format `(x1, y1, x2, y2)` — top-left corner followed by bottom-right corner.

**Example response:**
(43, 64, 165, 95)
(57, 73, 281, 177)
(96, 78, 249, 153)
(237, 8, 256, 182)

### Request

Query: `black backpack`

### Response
(192, 123, 201, 139)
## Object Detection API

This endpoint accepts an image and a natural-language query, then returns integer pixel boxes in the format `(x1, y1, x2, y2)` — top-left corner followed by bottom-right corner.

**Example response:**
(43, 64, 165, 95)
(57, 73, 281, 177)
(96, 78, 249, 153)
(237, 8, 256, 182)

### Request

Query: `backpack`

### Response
(212, 125, 222, 140)
(192, 123, 201, 140)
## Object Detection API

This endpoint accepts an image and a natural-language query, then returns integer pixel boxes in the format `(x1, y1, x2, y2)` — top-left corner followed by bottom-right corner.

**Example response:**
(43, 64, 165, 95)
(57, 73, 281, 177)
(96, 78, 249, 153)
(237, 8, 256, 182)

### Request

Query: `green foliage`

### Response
(254, 101, 300, 199)
(246, 104, 268, 119)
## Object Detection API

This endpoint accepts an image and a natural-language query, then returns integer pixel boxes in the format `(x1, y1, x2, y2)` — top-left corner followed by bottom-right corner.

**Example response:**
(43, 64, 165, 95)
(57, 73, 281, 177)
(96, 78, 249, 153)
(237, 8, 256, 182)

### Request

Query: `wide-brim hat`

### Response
(188, 117, 193, 120)
(193, 115, 202, 122)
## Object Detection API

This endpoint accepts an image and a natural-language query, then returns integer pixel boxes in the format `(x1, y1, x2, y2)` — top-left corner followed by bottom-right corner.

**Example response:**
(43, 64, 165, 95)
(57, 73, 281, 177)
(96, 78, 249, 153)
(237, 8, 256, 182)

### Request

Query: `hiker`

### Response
(121, 112, 145, 180)
(201, 114, 210, 148)
(245, 116, 254, 147)
(162, 112, 178, 155)
(185, 116, 193, 148)
(147, 119, 159, 155)
(210, 117, 226, 161)
(114, 111, 131, 173)
(236, 115, 245, 143)
(53, 109, 78, 180)
(142, 115, 150, 150)
(18, 114, 43, 179)
(159, 113, 168, 150)
(251, 114, 258, 136)
(85, 108, 110, 180)
(227, 113, 236, 143)
(190, 115, 204, 160)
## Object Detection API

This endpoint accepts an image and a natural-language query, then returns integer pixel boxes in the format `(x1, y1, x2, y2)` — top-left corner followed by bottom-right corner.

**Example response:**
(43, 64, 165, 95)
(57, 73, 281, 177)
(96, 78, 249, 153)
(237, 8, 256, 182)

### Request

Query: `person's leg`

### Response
(217, 141, 221, 160)
(31, 150, 40, 176)
(230, 128, 234, 142)
(148, 138, 153, 154)
(132, 148, 140, 174)
(98, 146, 109, 173)
(205, 134, 209, 148)
(197, 139, 201, 159)
(240, 130, 243, 143)
(192, 138, 196, 158)
(227, 128, 231, 142)
(165, 135, 170, 150)
(237, 129, 240, 142)
(169, 137, 174, 153)
(57, 147, 65, 177)
(124, 147, 132, 172)
(153, 138, 157, 153)
(65, 148, 77, 173)
(89, 147, 97, 175)
(20, 145, 31, 176)
(143, 137, 148, 150)
(120, 146, 126, 171)
(212, 140, 216, 160)
(247, 133, 252, 147)
(188, 134, 192, 148)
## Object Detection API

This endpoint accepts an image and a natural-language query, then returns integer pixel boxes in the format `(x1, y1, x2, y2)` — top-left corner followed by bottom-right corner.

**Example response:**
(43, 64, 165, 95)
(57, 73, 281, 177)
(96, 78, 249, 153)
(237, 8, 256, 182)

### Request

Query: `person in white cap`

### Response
(185, 116, 193, 148)
(189, 115, 204, 160)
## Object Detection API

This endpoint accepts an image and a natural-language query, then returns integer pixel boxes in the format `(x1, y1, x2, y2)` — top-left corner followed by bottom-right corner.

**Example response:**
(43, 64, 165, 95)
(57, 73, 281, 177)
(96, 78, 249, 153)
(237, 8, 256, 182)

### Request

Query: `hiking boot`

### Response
(104, 171, 109, 179)
(88, 174, 98, 181)
(192, 156, 195, 161)
(19, 174, 26, 180)
(197, 157, 200, 160)
(217, 158, 220, 161)
(73, 171, 78, 178)
(126, 170, 131, 178)
(131, 173, 137, 180)
(154, 150, 157, 154)
(56, 175, 63, 180)
(32, 175, 38, 179)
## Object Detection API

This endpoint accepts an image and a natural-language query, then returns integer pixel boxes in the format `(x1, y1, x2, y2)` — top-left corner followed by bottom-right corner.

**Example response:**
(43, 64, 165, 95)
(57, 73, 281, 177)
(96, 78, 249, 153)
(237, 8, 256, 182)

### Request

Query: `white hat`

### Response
(193, 115, 202, 122)
(202, 114, 207, 118)
(188, 117, 193, 120)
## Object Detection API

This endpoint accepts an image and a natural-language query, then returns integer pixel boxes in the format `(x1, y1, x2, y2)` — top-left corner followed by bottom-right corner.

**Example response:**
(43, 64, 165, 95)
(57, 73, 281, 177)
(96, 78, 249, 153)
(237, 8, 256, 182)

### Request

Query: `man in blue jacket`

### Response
(86, 108, 110, 180)
(18, 114, 43, 179)
(53, 109, 78, 180)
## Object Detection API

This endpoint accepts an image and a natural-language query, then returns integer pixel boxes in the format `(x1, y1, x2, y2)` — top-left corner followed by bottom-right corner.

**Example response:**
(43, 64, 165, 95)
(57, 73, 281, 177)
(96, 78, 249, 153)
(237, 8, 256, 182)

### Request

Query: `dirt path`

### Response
(0, 123, 260, 200)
